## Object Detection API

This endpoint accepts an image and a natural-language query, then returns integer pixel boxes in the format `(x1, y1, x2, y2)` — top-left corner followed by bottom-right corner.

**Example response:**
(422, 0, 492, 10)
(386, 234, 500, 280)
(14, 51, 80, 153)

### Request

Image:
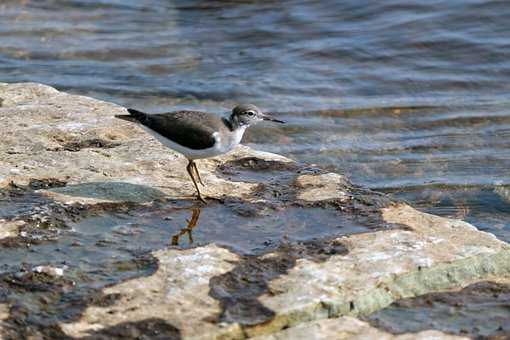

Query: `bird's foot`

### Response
(197, 194, 208, 204)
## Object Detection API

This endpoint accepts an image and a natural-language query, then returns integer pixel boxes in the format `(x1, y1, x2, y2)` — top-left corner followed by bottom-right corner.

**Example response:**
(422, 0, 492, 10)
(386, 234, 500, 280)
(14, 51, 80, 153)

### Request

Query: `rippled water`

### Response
(1, 0, 509, 241)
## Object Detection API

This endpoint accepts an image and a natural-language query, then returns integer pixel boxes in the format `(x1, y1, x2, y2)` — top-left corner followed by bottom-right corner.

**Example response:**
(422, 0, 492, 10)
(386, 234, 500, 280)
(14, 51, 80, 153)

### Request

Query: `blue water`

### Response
(1, 0, 509, 241)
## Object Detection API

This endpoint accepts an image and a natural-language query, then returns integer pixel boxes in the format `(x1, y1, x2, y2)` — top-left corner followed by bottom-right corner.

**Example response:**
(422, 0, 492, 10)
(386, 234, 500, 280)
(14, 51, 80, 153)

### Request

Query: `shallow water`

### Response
(0, 199, 365, 274)
(2, 0, 508, 243)
(0, 187, 382, 334)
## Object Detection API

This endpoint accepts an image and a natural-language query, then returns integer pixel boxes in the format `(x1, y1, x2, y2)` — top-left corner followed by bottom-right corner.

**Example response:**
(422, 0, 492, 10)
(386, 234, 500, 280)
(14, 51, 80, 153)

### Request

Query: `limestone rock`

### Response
(60, 245, 242, 339)
(295, 173, 350, 202)
(59, 204, 510, 338)
(0, 82, 289, 204)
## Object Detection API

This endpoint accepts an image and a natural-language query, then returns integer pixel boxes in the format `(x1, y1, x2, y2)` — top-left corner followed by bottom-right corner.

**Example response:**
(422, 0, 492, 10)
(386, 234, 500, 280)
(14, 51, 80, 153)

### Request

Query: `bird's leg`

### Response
(186, 160, 207, 204)
(192, 161, 204, 186)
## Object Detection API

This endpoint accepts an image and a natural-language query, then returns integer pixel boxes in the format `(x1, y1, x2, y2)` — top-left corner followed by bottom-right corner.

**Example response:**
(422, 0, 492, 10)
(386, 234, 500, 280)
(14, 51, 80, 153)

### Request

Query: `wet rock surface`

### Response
(0, 83, 509, 339)
(252, 316, 469, 340)
(366, 280, 510, 338)
(209, 239, 349, 326)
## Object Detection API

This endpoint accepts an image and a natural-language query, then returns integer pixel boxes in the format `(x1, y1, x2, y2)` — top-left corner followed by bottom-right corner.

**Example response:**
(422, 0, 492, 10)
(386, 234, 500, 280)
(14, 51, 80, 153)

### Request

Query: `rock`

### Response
(0, 220, 24, 239)
(0, 83, 509, 339)
(294, 173, 350, 202)
(242, 205, 509, 337)
(366, 280, 510, 337)
(60, 244, 242, 339)
(0, 304, 9, 335)
(59, 204, 510, 338)
(0, 82, 287, 204)
(251, 316, 469, 340)
(32, 265, 66, 277)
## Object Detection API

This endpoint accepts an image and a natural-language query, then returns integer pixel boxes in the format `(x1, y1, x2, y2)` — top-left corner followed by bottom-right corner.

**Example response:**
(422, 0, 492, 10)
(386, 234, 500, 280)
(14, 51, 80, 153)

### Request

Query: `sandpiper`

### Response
(115, 104, 284, 203)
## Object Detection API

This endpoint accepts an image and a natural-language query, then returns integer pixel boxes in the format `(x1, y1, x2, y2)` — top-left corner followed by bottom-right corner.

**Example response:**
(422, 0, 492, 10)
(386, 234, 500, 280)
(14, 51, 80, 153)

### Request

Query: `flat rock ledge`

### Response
(252, 316, 470, 340)
(0, 83, 509, 339)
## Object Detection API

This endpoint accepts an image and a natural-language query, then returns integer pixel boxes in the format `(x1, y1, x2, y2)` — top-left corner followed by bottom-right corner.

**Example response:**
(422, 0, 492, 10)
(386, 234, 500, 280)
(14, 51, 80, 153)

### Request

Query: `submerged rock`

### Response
(366, 280, 510, 338)
(0, 83, 509, 339)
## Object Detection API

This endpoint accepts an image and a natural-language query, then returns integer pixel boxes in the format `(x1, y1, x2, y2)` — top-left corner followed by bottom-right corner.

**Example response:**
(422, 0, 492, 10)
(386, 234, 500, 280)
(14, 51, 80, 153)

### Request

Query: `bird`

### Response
(115, 104, 284, 203)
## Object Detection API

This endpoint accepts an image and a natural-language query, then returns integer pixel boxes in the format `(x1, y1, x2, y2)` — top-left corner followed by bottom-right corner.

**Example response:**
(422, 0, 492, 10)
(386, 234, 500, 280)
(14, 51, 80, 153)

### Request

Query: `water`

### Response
(1, 0, 509, 243)
(366, 281, 510, 338)
(0, 190, 378, 334)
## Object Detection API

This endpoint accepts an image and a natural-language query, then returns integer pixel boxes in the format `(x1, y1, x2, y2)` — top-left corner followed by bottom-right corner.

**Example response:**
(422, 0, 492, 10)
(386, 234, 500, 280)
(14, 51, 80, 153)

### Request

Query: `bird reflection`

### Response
(171, 208, 201, 246)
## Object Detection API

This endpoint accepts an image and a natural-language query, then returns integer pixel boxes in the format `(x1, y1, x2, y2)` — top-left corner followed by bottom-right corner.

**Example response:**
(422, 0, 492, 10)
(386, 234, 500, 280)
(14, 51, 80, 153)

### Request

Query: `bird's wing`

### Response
(142, 111, 219, 150)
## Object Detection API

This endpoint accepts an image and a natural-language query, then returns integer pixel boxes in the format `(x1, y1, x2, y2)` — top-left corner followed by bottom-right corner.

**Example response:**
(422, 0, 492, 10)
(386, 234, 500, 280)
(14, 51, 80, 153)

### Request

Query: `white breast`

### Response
(140, 125, 247, 160)
(213, 126, 246, 154)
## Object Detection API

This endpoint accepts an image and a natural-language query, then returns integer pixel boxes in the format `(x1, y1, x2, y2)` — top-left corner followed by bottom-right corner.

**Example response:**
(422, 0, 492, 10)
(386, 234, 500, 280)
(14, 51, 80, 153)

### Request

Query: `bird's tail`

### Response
(115, 108, 148, 123)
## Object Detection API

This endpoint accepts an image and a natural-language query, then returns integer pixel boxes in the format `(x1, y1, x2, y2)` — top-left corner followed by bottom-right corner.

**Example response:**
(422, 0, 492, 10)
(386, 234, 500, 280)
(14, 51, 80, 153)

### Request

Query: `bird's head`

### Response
(230, 104, 284, 127)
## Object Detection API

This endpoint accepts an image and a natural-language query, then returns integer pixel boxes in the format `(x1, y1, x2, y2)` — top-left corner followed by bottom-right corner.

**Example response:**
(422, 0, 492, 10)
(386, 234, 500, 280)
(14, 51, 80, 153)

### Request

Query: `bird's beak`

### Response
(262, 113, 285, 123)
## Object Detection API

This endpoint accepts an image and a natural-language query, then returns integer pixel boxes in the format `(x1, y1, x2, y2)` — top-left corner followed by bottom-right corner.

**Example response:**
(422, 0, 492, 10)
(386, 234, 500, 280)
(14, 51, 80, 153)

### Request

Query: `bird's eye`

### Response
(246, 111, 255, 116)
